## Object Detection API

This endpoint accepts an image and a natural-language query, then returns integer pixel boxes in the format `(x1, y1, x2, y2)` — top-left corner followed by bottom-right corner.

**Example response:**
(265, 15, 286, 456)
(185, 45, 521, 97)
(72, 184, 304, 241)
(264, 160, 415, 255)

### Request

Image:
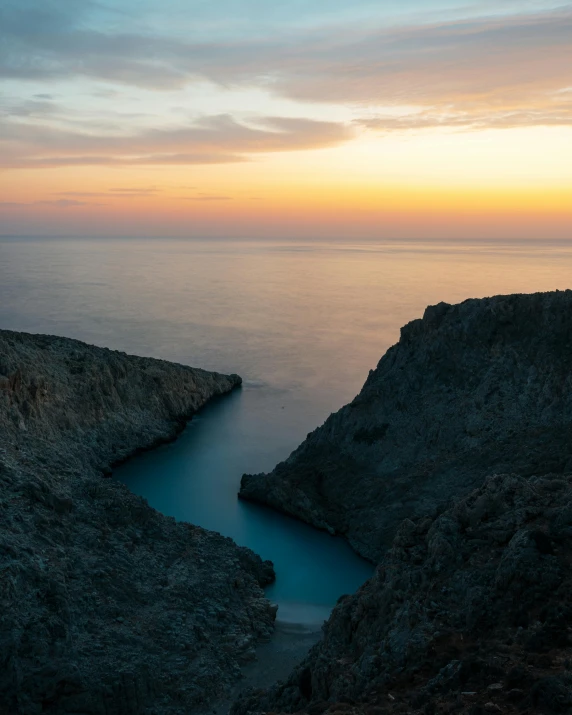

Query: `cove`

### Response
(115, 384, 374, 624)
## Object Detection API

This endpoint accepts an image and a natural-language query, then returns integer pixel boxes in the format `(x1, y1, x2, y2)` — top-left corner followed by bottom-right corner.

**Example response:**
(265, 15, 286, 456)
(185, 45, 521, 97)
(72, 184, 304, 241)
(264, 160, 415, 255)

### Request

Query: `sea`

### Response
(1, 236, 570, 620)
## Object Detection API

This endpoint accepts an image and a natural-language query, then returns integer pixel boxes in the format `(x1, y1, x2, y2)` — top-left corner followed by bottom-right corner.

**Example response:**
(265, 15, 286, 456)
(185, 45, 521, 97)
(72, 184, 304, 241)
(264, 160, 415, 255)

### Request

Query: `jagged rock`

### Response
(240, 290, 572, 562)
(235, 290, 572, 715)
(233, 473, 572, 715)
(0, 329, 275, 714)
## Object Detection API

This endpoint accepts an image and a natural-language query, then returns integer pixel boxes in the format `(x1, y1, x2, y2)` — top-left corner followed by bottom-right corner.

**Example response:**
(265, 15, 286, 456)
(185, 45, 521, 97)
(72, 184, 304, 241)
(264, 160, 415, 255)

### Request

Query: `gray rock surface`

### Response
(240, 290, 572, 562)
(234, 472, 572, 714)
(0, 330, 276, 714)
(234, 290, 572, 715)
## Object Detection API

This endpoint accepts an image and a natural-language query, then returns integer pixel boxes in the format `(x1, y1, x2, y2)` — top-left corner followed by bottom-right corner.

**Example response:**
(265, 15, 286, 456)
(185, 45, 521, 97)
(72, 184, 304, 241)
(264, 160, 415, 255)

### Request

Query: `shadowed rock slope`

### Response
(234, 472, 572, 715)
(235, 290, 572, 715)
(0, 330, 276, 715)
(240, 290, 572, 562)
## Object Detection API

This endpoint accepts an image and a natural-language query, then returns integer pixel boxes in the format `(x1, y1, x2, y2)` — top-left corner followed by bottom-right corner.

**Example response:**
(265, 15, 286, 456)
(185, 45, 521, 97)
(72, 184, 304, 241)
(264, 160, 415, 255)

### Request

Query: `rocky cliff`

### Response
(0, 330, 276, 714)
(235, 472, 572, 715)
(234, 290, 572, 715)
(240, 290, 572, 562)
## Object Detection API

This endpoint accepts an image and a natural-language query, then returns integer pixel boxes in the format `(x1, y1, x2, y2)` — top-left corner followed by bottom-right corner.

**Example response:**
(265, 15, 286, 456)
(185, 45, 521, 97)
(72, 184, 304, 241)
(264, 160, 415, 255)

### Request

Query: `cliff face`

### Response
(235, 472, 572, 715)
(234, 290, 572, 715)
(240, 290, 572, 562)
(0, 330, 276, 715)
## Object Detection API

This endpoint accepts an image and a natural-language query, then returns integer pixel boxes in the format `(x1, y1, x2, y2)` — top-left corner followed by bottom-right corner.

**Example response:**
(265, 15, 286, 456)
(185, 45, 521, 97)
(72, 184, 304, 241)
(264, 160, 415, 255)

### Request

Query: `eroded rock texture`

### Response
(240, 291, 572, 562)
(236, 290, 572, 715)
(0, 330, 275, 714)
(235, 473, 572, 715)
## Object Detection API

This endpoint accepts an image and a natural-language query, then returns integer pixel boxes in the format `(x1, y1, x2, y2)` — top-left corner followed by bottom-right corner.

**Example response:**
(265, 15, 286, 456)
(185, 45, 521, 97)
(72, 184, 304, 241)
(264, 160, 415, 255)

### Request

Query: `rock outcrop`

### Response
(0, 330, 276, 714)
(235, 472, 572, 714)
(234, 290, 572, 715)
(240, 290, 572, 562)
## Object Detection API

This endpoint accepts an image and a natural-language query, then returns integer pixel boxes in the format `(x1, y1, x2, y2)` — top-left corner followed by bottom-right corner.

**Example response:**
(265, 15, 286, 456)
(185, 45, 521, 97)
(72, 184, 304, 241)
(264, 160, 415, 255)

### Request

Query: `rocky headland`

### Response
(236, 290, 572, 715)
(240, 290, 572, 562)
(0, 330, 276, 714)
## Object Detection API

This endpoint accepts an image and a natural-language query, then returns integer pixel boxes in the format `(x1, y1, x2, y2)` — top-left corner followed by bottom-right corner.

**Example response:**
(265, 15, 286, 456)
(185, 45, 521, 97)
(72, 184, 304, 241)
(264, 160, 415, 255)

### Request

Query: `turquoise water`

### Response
(115, 391, 373, 611)
(2, 236, 571, 616)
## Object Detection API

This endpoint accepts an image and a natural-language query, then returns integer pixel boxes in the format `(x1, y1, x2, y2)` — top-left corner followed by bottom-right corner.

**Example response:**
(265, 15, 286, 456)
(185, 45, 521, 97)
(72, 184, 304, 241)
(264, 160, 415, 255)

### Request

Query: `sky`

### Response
(0, 0, 571, 239)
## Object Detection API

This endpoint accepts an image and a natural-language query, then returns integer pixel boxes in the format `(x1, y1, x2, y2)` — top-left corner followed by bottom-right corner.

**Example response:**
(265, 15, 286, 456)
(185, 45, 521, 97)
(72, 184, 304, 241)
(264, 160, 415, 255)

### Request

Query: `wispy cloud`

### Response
(0, 97, 61, 118)
(56, 187, 161, 197)
(1, 2, 571, 132)
(0, 199, 103, 208)
(185, 194, 233, 201)
(356, 103, 572, 132)
(56, 191, 110, 197)
(0, 114, 353, 168)
(282, 10, 572, 131)
(108, 187, 161, 195)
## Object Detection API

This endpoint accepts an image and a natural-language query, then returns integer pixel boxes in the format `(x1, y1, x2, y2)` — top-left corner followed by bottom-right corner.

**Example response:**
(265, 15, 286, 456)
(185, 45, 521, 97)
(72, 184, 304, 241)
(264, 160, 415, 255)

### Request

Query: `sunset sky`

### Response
(1, 0, 571, 239)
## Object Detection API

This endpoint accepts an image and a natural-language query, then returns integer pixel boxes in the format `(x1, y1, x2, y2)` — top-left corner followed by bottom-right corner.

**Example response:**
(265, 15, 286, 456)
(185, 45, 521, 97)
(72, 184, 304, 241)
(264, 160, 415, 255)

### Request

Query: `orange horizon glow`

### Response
(1, 3, 571, 239)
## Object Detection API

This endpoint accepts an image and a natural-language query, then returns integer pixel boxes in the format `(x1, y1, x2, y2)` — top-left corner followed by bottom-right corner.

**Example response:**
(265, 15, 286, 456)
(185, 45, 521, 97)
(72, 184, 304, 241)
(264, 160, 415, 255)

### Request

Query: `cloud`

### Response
(0, 97, 61, 118)
(260, 9, 572, 131)
(0, 113, 353, 168)
(0, 0, 191, 88)
(56, 191, 111, 197)
(356, 103, 572, 132)
(0, 199, 102, 208)
(0, 2, 570, 141)
(275, 11, 572, 106)
(185, 194, 232, 201)
(56, 187, 161, 197)
(108, 187, 160, 194)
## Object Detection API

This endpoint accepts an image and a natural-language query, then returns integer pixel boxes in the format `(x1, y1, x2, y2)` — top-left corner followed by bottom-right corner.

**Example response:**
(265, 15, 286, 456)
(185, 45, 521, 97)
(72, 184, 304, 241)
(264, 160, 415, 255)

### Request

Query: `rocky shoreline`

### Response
(235, 472, 572, 715)
(240, 290, 572, 562)
(236, 290, 572, 715)
(4, 289, 572, 715)
(0, 330, 276, 714)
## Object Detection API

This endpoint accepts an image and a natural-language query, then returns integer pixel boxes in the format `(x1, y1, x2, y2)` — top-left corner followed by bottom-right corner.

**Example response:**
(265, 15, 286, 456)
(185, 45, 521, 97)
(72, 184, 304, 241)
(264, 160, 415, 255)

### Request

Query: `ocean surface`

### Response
(2, 236, 571, 619)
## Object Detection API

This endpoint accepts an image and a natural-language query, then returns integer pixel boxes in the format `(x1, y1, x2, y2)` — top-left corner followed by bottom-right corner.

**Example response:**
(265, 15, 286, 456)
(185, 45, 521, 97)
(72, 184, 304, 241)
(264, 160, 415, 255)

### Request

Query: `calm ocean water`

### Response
(2, 236, 571, 616)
